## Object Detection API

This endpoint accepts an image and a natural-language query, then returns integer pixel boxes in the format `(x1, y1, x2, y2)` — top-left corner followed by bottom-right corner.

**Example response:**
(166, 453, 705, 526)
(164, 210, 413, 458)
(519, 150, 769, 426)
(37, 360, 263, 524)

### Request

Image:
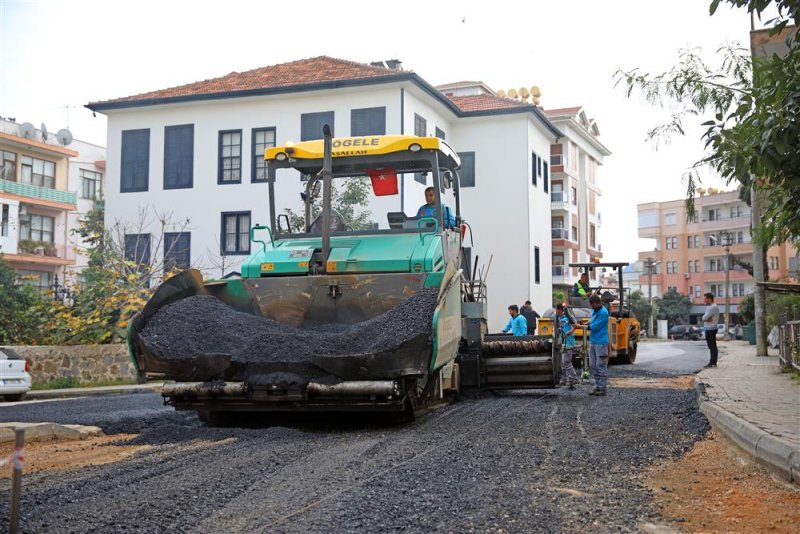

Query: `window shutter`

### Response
(301, 112, 334, 141)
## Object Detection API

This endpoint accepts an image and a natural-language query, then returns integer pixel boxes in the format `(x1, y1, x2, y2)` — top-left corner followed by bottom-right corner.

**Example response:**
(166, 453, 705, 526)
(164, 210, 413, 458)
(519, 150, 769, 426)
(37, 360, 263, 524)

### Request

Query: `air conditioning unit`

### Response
(684, 273, 691, 279)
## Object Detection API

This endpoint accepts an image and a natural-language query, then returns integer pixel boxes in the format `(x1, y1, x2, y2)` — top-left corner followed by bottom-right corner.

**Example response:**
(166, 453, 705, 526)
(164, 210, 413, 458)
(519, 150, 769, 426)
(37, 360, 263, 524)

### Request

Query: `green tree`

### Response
(284, 177, 375, 232)
(615, 0, 800, 244)
(629, 290, 654, 324)
(739, 293, 756, 323)
(0, 255, 48, 344)
(655, 288, 692, 327)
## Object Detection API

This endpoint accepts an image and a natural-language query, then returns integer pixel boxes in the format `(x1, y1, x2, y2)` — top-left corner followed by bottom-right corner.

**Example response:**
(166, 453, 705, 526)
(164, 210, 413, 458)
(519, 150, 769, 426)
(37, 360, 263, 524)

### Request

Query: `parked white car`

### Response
(0, 348, 32, 401)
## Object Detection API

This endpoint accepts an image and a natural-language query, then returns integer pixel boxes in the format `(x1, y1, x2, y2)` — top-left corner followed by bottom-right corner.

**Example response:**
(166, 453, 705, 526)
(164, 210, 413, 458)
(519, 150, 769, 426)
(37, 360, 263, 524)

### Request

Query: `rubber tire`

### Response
(4, 393, 26, 402)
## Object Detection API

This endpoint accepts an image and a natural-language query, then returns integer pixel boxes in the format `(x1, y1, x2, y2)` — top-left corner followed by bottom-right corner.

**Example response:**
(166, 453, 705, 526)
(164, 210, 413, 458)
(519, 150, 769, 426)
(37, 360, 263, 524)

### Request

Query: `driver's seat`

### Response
(309, 209, 347, 233)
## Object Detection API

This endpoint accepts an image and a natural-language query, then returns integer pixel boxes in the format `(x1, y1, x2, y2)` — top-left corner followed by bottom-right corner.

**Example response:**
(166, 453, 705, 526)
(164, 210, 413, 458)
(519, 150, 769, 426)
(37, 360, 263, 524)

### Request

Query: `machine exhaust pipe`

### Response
(307, 380, 398, 397)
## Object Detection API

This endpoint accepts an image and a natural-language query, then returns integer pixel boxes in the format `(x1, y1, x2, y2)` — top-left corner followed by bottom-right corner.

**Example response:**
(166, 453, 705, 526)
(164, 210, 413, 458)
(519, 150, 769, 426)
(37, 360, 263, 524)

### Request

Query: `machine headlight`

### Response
(275, 152, 287, 161)
(409, 143, 421, 152)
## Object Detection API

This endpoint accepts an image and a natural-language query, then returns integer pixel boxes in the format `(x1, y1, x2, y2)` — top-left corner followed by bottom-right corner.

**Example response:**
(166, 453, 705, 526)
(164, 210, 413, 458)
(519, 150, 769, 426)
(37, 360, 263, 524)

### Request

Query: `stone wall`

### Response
(2, 345, 137, 385)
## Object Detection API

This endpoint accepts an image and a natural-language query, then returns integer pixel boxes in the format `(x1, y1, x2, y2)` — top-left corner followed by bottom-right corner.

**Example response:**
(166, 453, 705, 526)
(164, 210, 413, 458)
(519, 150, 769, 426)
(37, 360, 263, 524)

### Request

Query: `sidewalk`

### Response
(27, 382, 164, 400)
(696, 340, 800, 483)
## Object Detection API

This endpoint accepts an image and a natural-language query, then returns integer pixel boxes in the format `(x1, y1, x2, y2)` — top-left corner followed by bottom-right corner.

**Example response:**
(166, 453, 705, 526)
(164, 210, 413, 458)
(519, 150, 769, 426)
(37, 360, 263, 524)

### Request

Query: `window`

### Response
(1, 204, 8, 237)
(218, 130, 242, 184)
(590, 224, 596, 248)
(80, 169, 102, 200)
(571, 186, 577, 205)
(665, 212, 677, 225)
(543, 162, 549, 193)
(666, 262, 672, 274)
(21, 156, 55, 189)
(730, 205, 743, 218)
(351, 107, 386, 136)
(221, 211, 251, 255)
(164, 124, 194, 189)
(666, 237, 671, 250)
(708, 208, 721, 221)
(672, 237, 677, 249)
(301, 111, 334, 141)
(124, 234, 151, 266)
(695, 285, 701, 298)
(121, 129, 150, 192)
(694, 235, 700, 248)
(688, 236, 693, 248)
(688, 261, 693, 273)
(737, 231, 744, 244)
(20, 213, 54, 243)
(458, 151, 475, 188)
(164, 232, 191, 271)
(435, 127, 445, 140)
(571, 225, 578, 242)
(414, 114, 427, 184)
(0, 150, 16, 180)
(252, 127, 276, 183)
(17, 270, 52, 292)
(695, 260, 700, 273)
(534, 246, 540, 284)
(531, 153, 538, 186)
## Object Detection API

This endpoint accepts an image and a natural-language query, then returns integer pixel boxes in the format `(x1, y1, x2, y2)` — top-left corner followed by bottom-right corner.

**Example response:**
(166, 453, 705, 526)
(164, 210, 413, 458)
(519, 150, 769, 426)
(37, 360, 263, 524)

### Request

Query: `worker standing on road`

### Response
(702, 293, 720, 368)
(417, 186, 455, 228)
(573, 272, 590, 297)
(520, 300, 540, 335)
(588, 294, 609, 396)
(556, 303, 579, 389)
(502, 305, 528, 336)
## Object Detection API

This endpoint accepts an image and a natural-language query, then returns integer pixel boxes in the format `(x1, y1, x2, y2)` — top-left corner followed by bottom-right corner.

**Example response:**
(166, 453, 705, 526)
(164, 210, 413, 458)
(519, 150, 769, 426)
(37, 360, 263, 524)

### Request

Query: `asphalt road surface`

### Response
(0, 344, 710, 533)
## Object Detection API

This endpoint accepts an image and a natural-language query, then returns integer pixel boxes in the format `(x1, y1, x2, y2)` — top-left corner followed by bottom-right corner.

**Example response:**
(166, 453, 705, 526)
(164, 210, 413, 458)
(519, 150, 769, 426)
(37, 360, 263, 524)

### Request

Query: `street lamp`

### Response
(643, 257, 661, 337)
(719, 230, 734, 340)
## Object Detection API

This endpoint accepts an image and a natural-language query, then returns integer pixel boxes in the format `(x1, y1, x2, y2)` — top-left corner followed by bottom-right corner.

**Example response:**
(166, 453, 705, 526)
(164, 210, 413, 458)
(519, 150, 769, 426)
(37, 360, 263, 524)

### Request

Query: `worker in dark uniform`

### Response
(520, 300, 540, 335)
(417, 187, 455, 228)
(572, 272, 590, 297)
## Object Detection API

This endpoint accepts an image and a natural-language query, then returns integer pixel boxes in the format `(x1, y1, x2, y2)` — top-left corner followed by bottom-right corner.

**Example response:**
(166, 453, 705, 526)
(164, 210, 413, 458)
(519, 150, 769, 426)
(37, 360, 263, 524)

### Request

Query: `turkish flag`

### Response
(367, 168, 398, 196)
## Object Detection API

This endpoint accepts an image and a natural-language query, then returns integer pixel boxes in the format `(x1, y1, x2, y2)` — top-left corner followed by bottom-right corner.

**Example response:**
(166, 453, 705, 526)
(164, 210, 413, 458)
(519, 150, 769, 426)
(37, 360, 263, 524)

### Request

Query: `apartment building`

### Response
(544, 107, 610, 295)
(0, 118, 105, 290)
(638, 189, 798, 323)
(87, 57, 562, 331)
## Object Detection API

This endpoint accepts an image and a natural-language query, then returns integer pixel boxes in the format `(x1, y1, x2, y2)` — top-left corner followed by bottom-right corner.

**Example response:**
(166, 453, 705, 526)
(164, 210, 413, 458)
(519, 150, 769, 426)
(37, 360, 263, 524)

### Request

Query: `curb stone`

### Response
(695, 377, 798, 484)
(0, 422, 102, 443)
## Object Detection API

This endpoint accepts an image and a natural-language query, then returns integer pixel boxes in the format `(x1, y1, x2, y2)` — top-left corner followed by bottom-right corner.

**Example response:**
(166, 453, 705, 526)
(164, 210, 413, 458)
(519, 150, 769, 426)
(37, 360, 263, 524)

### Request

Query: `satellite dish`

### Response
(56, 128, 73, 146)
(496, 89, 506, 98)
(519, 87, 530, 100)
(41, 123, 48, 141)
(507, 88, 518, 99)
(20, 123, 36, 139)
(531, 86, 542, 98)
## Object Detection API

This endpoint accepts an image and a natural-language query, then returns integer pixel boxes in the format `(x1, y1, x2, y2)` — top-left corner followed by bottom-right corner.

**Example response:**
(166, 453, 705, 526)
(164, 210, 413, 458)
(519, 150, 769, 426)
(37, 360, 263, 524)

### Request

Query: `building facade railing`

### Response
(553, 265, 566, 277)
(0, 178, 77, 207)
(552, 228, 569, 240)
(551, 191, 569, 204)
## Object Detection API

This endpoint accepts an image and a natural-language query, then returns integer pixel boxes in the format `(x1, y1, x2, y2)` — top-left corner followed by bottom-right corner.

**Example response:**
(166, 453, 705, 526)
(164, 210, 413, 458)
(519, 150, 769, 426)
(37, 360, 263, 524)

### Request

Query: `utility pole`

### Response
(721, 230, 732, 341)
(644, 257, 660, 337)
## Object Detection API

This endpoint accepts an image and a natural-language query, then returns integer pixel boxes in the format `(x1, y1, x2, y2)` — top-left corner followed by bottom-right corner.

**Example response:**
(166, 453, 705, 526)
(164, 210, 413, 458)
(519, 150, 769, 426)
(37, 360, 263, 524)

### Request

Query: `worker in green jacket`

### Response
(573, 272, 590, 297)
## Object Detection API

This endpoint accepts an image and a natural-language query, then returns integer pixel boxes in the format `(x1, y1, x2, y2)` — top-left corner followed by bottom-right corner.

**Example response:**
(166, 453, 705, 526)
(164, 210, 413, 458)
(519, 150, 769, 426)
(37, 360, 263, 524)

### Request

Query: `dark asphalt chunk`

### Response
(139, 289, 438, 365)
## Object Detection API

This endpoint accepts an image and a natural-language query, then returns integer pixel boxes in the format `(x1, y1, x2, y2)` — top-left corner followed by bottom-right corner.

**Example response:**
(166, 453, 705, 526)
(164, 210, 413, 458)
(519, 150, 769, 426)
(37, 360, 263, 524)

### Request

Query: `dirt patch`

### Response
(611, 375, 695, 390)
(0, 434, 148, 478)
(646, 432, 800, 533)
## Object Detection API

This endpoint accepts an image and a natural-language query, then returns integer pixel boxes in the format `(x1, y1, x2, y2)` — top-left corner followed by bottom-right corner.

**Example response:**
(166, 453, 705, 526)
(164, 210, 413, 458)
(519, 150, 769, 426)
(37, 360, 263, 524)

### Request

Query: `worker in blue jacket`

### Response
(417, 187, 456, 228)
(502, 304, 528, 336)
(588, 294, 610, 396)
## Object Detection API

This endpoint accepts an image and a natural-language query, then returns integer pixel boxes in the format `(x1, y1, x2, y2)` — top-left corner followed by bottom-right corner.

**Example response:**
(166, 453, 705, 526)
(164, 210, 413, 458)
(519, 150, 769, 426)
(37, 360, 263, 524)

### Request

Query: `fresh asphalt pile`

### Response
(138, 289, 438, 377)
(0, 375, 709, 533)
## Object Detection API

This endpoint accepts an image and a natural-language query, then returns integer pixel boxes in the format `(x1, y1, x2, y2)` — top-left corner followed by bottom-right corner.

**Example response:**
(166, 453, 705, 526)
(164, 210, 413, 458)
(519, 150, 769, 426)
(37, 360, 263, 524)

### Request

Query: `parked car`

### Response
(0, 348, 32, 401)
(669, 325, 702, 340)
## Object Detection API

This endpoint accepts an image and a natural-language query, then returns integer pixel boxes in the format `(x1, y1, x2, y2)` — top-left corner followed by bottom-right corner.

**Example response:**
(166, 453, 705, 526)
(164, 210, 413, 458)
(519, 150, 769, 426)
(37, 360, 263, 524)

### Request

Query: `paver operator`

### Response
(417, 186, 456, 229)
(502, 304, 528, 336)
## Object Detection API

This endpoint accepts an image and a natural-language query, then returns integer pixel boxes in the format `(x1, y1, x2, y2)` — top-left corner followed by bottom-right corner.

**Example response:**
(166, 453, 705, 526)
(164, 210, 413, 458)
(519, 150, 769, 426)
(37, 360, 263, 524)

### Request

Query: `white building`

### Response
(543, 107, 610, 296)
(0, 118, 105, 290)
(88, 57, 562, 330)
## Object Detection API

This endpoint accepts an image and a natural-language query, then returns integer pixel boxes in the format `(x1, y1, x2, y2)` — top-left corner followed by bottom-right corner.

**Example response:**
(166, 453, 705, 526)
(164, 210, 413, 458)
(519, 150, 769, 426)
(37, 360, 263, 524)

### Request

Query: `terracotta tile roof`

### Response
(544, 106, 582, 116)
(89, 56, 401, 106)
(447, 94, 529, 113)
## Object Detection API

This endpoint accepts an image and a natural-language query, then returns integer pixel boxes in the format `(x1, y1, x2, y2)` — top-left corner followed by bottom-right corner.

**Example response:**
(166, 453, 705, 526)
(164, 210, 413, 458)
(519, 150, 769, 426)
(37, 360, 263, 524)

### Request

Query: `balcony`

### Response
(553, 265, 567, 277)
(700, 214, 751, 231)
(0, 178, 77, 209)
(4, 240, 76, 266)
(551, 191, 571, 210)
(552, 228, 570, 240)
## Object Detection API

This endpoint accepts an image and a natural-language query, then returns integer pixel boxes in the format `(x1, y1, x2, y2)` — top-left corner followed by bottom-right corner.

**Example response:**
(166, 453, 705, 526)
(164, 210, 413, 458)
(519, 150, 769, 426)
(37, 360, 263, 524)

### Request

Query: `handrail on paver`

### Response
(778, 315, 800, 372)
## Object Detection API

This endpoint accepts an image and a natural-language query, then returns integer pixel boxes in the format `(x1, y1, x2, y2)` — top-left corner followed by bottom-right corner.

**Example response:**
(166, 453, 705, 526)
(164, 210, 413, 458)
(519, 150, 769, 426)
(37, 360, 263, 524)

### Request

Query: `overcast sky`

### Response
(1, 0, 766, 261)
